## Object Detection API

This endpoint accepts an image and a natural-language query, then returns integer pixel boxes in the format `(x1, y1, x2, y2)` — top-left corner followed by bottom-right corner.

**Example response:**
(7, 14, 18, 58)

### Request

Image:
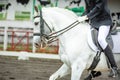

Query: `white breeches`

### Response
(98, 25, 110, 50)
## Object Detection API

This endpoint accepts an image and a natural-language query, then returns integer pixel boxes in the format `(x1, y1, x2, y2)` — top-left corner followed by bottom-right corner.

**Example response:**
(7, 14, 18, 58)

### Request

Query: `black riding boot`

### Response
(84, 71, 102, 80)
(104, 45, 118, 77)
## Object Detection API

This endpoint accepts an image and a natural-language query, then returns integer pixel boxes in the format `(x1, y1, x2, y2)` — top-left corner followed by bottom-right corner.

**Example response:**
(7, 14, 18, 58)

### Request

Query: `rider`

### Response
(77, 0, 118, 78)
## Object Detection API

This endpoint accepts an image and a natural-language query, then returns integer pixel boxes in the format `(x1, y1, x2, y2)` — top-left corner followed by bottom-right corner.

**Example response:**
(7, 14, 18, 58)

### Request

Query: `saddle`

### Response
(88, 28, 114, 53)
(91, 28, 114, 50)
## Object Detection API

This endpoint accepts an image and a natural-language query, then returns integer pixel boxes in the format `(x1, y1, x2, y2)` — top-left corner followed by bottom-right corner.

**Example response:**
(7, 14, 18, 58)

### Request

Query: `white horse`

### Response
(33, 7, 120, 80)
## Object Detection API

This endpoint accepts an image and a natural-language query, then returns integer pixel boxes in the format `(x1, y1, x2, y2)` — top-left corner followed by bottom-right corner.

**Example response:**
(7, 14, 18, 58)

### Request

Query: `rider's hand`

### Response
(77, 15, 88, 22)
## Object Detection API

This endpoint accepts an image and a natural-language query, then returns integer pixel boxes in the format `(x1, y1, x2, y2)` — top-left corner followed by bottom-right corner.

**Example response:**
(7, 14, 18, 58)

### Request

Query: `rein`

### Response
(34, 15, 81, 44)
(34, 12, 81, 44)
(46, 21, 80, 43)
(48, 20, 80, 37)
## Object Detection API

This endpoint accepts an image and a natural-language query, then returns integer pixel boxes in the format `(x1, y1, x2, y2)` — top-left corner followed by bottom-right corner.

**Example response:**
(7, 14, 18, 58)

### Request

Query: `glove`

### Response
(77, 15, 88, 22)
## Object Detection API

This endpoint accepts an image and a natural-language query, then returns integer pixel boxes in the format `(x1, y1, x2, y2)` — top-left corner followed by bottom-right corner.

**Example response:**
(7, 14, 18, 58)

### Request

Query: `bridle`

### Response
(33, 15, 52, 33)
(33, 9, 81, 46)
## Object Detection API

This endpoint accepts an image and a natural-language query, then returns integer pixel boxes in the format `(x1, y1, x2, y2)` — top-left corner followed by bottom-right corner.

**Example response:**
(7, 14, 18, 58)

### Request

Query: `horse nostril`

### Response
(34, 22, 38, 25)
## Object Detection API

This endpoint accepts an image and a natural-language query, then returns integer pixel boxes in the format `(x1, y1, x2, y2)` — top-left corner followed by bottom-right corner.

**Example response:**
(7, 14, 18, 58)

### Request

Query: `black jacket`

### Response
(84, 0, 113, 29)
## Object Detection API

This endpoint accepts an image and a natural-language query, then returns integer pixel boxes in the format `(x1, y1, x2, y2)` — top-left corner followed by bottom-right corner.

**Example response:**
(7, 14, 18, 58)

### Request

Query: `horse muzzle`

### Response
(34, 37, 48, 49)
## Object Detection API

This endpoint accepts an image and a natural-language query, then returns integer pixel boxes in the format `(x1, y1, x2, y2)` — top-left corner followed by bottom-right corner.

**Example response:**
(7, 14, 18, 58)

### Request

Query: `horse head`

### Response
(33, 6, 54, 49)
(33, 6, 78, 49)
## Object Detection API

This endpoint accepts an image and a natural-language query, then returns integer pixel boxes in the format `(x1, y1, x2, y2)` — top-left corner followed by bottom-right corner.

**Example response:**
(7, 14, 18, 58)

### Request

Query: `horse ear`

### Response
(34, 6, 38, 13)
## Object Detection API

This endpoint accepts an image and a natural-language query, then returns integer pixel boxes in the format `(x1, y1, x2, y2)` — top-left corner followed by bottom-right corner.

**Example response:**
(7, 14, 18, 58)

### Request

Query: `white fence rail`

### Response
(1, 20, 120, 54)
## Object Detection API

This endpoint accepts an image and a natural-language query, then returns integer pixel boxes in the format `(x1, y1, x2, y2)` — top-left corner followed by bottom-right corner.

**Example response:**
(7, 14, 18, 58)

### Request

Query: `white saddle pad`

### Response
(87, 29, 99, 53)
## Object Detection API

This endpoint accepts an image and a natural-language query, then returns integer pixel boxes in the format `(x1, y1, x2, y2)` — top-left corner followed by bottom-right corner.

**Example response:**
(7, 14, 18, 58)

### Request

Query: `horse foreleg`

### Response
(49, 64, 70, 80)
(71, 58, 87, 80)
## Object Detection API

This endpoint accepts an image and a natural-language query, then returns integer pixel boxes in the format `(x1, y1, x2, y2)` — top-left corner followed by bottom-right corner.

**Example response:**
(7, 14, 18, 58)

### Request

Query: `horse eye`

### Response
(34, 22, 39, 25)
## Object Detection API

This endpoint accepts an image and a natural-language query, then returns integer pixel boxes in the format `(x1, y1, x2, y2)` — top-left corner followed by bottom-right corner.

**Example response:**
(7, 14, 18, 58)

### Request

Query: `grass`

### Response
(0, 13, 7, 20)
(15, 11, 30, 20)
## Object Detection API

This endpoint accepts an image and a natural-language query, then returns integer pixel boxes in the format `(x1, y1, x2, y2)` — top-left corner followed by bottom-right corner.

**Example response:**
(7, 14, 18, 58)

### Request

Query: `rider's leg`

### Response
(98, 25, 118, 77)
(84, 28, 102, 80)
(104, 45, 118, 77)
(49, 64, 70, 80)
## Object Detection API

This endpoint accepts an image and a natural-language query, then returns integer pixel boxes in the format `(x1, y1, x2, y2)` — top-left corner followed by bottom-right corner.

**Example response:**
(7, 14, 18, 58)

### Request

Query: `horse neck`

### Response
(47, 11, 76, 29)
(52, 16, 89, 44)
(42, 7, 77, 29)
(43, 8, 90, 42)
